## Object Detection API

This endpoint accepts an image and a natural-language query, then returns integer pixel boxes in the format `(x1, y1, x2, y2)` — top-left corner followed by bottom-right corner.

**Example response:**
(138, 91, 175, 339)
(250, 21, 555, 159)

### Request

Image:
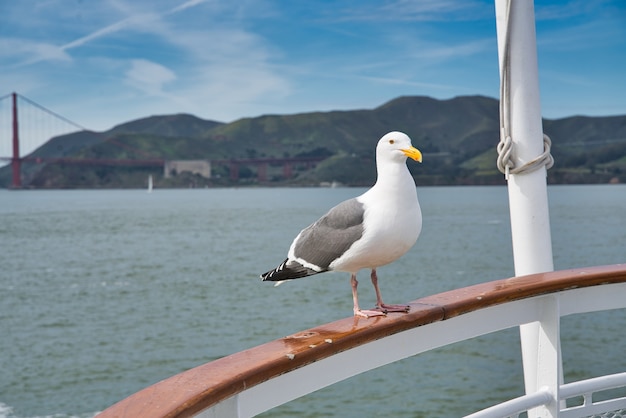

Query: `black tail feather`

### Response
(260, 258, 324, 281)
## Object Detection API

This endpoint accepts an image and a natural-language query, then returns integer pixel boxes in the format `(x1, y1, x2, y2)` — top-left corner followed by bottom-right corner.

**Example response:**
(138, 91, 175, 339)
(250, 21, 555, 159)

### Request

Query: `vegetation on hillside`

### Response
(1, 96, 625, 188)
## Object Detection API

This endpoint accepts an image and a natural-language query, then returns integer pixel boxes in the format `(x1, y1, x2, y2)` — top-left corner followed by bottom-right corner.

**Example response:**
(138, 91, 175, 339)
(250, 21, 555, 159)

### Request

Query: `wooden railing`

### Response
(97, 264, 626, 418)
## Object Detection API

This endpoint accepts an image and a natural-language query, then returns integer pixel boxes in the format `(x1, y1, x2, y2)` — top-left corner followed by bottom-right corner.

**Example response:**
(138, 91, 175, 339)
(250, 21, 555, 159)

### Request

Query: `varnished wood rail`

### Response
(97, 264, 626, 418)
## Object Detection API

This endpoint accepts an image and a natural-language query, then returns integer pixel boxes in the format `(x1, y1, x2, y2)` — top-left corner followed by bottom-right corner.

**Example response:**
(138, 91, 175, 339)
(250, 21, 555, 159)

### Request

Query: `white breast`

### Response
(329, 180, 422, 273)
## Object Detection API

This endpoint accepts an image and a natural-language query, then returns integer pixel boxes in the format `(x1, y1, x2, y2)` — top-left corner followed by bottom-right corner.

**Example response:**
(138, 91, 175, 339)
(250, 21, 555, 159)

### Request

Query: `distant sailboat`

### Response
(147, 175, 153, 193)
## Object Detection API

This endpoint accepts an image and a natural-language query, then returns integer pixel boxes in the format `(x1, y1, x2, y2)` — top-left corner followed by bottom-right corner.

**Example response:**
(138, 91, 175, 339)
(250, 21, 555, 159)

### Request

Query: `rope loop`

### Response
(497, 0, 554, 181)
(496, 133, 554, 180)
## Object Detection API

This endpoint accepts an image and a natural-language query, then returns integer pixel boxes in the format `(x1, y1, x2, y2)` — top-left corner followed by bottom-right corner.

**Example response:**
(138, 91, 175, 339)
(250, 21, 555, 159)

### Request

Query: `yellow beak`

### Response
(402, 146, 423, 163)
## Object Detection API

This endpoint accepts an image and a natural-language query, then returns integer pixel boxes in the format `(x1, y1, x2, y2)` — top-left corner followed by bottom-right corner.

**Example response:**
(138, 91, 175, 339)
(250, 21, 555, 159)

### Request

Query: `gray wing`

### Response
(292, 198, 365, 270)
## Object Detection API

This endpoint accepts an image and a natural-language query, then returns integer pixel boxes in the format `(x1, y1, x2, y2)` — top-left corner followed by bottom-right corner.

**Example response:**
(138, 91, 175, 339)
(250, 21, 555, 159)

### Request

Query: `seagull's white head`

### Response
(376, 131, 423, 164)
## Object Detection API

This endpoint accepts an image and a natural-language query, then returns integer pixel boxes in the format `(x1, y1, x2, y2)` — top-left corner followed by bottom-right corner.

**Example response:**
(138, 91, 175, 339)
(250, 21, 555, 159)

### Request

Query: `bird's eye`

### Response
(389, 139, 395, 144)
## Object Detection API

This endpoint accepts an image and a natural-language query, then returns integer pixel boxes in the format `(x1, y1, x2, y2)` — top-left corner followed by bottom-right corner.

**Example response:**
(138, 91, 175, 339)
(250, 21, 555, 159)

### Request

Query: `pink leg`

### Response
(351, 274, 385, 318)
(371, 269, 410, 313)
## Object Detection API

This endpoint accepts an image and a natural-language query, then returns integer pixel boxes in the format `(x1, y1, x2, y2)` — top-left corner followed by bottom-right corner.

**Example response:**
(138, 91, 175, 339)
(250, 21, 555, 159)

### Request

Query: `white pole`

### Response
(494, 1, 558, 417)
(495, 0, 553, 277)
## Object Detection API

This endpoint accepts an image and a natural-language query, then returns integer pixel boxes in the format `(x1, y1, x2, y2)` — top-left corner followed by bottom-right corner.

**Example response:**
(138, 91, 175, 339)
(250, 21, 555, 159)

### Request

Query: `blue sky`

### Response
(1, 0, 625, 136)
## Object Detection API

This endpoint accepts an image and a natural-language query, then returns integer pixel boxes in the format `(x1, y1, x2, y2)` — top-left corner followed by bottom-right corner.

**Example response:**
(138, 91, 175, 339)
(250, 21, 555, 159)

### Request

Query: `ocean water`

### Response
(0, 185, 625, 417)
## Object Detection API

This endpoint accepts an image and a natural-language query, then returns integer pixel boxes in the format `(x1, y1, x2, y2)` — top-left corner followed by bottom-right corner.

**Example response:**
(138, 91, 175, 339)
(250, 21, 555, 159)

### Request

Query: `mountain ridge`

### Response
(2, 95, 625, 188)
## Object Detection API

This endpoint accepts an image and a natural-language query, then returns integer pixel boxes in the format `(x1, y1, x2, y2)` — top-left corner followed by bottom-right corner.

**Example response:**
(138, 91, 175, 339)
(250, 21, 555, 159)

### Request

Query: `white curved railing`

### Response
(98, 264, 626, 418)
(467, 372, 626, 418)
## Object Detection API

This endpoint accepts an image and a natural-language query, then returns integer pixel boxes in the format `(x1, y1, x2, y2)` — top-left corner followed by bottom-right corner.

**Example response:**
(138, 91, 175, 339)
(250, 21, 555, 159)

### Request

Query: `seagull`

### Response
(260, 131, 422, 318)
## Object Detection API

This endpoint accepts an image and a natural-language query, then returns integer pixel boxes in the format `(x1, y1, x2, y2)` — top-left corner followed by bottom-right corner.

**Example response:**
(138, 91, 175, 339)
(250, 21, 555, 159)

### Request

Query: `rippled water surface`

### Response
(1, 185, 625, 417)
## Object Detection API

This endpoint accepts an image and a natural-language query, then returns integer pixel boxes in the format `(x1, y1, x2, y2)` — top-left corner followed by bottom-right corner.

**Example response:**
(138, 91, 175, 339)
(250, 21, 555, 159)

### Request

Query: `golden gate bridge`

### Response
(0, 92, 326, 188)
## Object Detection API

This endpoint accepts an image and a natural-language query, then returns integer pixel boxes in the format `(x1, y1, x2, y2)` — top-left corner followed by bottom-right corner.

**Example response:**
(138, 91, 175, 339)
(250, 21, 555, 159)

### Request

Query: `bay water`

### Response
(1, 185, 625, 417)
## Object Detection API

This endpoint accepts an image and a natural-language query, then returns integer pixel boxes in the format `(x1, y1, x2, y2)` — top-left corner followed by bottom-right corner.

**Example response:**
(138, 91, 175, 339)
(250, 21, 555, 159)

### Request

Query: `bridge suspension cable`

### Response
(0, 92, 87, 161)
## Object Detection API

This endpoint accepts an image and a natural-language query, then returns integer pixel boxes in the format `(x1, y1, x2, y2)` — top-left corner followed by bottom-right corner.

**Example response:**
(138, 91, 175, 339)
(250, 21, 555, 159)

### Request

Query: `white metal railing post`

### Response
(529, 295, 561, 417)
(494, 0, 558, 415)
(196, 395, 240, 418)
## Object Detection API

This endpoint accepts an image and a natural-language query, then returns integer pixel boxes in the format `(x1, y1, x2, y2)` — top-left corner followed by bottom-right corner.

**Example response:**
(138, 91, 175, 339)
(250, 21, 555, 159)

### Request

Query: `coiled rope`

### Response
(497, 133, 554, 179)
(496, 0, 554, 180)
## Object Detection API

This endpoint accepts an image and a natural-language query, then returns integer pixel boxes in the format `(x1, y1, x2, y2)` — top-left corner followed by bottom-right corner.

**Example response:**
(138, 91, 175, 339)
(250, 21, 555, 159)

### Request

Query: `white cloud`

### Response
(411, 38, 494, 61)
(4, 0, 619, 135)
(380, 0, 488, 21)
(333, 0, 489, 22)
(170, 0, 210, 14)
(0, 39, 71, 67)
(125, 59, 177, 95)
(535, 0, 609, 21)
(6, 0, 208, 67)
(60, 15, 148, 51)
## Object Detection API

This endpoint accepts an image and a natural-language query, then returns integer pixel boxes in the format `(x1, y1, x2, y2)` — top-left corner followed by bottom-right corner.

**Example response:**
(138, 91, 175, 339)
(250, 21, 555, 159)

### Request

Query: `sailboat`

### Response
(147, 174, 153, 193)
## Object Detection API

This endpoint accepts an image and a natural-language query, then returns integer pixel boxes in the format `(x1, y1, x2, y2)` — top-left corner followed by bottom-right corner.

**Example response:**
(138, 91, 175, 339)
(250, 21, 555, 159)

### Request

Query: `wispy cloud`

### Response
(0, 39, 71, 65)
(410, 38, 494, 61)
(332, 0, 490, 22)
(379, 0, 489, 21)
(170, 0, 209, 14)
(537, 18, 625, 51)
(535, 0, 610, 20)
(1, 0, 622, 131)
(125, 59, 177, 95)
(357, 74, 462, 91)
(9, 0, 209, 67)
(60, 15, 150, 51)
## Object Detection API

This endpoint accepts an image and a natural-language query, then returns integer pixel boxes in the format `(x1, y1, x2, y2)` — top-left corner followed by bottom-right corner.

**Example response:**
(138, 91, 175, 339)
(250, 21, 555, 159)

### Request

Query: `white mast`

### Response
(495, 1, 558, 417)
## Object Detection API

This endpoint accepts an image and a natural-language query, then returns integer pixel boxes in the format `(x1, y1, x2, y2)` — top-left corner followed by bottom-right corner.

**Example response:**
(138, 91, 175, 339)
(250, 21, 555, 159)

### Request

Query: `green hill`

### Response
(2, 96, 625, 188)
